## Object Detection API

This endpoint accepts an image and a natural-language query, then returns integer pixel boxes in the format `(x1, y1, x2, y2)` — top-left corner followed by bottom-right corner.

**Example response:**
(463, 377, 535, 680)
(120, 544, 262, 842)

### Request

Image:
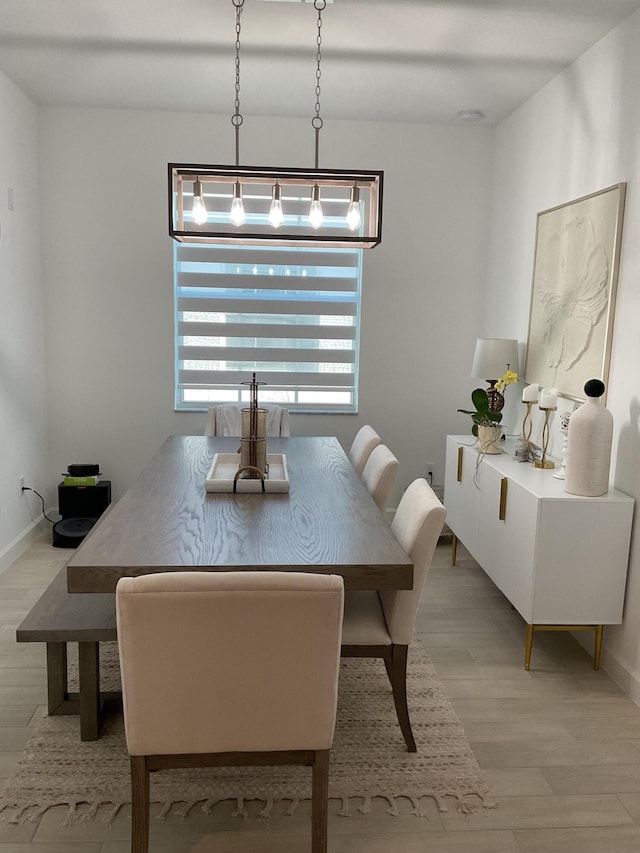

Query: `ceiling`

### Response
(1, 0, 639, 126)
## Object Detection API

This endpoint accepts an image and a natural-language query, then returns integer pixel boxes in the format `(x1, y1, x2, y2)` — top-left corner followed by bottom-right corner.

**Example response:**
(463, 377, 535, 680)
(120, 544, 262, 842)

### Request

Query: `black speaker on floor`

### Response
(54, 481, 111, 548)
(58, 480, 111, 520)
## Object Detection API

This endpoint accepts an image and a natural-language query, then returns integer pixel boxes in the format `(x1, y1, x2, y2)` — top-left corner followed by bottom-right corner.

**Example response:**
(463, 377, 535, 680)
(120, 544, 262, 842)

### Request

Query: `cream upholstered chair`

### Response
(204, 403, 290, 437)
(361, 444, 399, 512)
(116, 571, 344, 853)
(348, 424, 381, 476)
(341, 479, 446, 752)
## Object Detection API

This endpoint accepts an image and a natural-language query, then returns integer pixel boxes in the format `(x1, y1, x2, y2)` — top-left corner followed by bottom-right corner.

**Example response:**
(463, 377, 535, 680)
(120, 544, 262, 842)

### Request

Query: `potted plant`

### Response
(458, 370, 518, 454)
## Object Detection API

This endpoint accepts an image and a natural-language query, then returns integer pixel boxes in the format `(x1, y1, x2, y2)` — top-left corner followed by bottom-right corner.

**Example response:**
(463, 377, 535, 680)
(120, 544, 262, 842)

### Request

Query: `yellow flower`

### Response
(493, 370, 518, 394)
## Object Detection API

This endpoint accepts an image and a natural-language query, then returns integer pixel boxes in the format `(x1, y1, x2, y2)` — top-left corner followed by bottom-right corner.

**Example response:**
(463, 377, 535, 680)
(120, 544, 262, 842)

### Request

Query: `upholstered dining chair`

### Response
(361, 443, 399, 512)
(341, 479, 446, 752)
(204, 403, 290, 437)
(348, 424, 381, 476)
(116, 571, 344, 853)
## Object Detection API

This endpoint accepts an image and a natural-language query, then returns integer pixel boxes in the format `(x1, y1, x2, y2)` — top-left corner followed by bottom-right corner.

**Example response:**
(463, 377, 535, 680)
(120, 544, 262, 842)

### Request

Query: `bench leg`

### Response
(79, 641, 101, 741)
(46, 642, 69, 715)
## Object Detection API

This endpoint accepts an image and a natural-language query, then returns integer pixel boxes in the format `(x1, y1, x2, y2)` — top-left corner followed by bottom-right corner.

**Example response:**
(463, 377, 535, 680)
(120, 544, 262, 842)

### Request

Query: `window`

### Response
(174, 242, 362, 413)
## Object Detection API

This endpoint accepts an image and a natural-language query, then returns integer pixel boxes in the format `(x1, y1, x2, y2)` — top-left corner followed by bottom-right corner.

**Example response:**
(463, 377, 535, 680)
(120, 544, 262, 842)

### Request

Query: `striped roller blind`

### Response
(175, 241, 362, 412)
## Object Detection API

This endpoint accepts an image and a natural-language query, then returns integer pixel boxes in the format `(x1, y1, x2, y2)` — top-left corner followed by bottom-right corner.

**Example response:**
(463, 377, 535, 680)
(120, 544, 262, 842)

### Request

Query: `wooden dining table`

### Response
(66, 435, 413, 593)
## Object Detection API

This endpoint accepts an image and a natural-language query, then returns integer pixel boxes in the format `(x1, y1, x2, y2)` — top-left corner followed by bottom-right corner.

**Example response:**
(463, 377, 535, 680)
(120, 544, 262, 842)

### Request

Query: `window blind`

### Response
(175, 238, 362, 413)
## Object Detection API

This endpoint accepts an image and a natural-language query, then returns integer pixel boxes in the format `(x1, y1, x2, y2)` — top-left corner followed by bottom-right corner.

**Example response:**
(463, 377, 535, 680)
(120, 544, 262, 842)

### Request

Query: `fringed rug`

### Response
(0, 640, 494, 825)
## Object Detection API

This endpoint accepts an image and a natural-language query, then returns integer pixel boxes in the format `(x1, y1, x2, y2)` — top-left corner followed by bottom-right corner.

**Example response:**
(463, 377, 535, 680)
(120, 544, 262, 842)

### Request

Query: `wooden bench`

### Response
(16, 566, 119, 741)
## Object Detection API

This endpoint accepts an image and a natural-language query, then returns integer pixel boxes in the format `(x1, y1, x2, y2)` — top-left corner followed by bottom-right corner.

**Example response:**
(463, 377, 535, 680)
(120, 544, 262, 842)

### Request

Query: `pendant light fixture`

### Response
(168, 0, 383, 248)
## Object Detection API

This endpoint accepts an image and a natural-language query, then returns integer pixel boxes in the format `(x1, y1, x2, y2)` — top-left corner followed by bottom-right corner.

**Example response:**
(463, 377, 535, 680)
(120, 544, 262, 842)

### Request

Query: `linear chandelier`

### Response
(168, 0, 383, 249)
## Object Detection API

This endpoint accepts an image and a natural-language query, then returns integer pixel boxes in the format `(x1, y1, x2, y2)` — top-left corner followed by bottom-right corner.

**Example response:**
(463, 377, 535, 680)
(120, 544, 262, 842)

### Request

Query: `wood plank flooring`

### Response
(1, 533, 640, 852)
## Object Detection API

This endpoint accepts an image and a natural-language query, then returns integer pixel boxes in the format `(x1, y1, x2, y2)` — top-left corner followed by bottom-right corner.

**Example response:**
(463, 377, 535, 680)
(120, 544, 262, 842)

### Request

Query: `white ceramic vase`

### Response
(564, 381, 613, 497)
(477, 424, 502, 454)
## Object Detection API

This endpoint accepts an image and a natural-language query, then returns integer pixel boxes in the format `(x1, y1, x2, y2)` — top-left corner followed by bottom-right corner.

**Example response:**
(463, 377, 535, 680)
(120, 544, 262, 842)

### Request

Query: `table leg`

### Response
(79, 641, 101, 741)
(451, 534, 457, 567)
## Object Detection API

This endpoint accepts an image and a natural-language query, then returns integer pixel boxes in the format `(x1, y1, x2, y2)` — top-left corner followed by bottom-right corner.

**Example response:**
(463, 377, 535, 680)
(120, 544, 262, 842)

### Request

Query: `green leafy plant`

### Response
(458, 388, 503, 438)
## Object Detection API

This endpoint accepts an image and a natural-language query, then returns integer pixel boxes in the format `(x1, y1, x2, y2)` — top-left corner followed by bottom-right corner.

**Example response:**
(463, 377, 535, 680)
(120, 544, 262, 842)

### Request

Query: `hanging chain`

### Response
(312, 0, 326, 169)
(231, 0, 244, 167)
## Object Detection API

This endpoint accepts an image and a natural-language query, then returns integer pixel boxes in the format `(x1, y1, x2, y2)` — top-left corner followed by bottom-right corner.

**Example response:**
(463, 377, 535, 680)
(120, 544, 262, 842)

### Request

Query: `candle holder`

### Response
(533, 406, 557, 469)
(521, 399, 537, 444)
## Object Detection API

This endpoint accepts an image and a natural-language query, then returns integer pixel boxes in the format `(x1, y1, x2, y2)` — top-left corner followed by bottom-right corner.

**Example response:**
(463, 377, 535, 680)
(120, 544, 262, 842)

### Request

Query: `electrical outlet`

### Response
(425, 463, 435, 485)
(19, 475, 25, 493)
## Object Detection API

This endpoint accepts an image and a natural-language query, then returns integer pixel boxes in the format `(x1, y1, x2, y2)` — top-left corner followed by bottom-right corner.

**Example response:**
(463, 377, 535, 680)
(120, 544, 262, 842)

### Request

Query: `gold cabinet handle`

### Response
(499, 477, 508, 521)
(457, 446, 463, 482)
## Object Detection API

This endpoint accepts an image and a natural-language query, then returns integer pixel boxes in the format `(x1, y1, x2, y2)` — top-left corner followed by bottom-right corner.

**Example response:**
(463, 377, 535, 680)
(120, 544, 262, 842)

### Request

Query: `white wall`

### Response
(0, 72, 50, 569)
(38, 108, 494, 505)
(485, 9, 640, 697)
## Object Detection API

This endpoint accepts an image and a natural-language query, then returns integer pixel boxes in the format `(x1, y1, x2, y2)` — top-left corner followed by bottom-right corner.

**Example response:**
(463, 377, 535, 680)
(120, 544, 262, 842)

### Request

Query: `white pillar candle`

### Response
(540, 387, 558, 408)
(522, 383, 539, 402)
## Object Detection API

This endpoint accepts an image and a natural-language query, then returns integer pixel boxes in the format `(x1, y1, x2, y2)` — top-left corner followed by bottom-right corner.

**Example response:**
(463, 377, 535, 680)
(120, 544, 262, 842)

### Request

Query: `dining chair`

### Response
(116, 570, 344, 853)
(341, 479, 446, 752)
(204, 403, 290, 437)
(361, 443, 399, 512)
(347, 424, 381, 476)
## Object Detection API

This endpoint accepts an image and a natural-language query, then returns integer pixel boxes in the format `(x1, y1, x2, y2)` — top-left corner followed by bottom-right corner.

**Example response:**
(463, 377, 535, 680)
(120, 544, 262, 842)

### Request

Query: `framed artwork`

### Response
(524, 183, 626, 401)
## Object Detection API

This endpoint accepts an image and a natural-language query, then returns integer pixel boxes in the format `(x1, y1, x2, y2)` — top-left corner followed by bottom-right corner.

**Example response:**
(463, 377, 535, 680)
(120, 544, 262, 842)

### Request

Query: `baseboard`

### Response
(599, 644, 640, 707)
(574, 630, 640, 708)
(0, 515, 51, 575)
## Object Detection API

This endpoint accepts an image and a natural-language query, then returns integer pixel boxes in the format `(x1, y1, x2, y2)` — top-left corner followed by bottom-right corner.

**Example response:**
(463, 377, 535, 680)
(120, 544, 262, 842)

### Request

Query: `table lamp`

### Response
(471, 338, 519, 412)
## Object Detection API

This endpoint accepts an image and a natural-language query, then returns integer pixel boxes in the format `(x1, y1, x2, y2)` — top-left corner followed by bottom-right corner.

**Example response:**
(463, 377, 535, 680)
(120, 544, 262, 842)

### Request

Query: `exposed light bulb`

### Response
(268, 182, 284, 228)
(230, 181, 246, 226)
(192, 178, 207, 225)
(309, 184, 323, 229)
(346, 184, 361, 231)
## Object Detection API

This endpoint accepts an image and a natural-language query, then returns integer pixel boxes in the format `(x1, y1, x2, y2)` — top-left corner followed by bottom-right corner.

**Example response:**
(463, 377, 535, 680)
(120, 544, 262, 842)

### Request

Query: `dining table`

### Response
(66, 435, 413, 593)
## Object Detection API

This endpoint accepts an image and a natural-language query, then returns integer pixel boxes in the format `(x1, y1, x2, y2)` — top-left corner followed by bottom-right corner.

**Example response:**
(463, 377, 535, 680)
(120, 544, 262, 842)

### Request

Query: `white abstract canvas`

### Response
(524, 183, 626, 401)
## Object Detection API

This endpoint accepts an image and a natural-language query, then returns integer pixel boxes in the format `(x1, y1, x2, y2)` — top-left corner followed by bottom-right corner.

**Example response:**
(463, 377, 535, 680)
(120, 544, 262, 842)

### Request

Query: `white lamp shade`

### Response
(471, 338, 519, 380)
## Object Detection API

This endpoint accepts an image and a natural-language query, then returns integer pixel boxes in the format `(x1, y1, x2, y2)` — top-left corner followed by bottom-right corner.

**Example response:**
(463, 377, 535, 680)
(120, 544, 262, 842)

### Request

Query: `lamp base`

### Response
(533, 460, 555, 470)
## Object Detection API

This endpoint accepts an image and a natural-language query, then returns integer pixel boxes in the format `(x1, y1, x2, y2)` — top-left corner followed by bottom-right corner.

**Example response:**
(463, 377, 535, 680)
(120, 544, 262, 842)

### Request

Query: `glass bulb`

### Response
(346, 184, 361, 231)
(268, 196, 284, 228)
(230, 182, 245, 226)
(309, 186, 323, 229)
(346, 201, 361, 231)
(192, 179, 207, 225)
(269, 182, 284, 228)
(309, 199, 323, 229)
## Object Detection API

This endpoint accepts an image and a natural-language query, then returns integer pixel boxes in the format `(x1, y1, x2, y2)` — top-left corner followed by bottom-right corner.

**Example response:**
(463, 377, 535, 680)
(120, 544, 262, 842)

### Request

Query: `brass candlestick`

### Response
(521, 399, 537, 444)
(533, 406, 557, 469)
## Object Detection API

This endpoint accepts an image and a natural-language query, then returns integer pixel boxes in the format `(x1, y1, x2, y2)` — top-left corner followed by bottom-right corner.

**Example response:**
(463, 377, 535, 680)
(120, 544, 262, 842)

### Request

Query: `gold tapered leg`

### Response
(594, 625, 604, 671)
(525, 624, 534, 671)
(451, 534, 457, 567)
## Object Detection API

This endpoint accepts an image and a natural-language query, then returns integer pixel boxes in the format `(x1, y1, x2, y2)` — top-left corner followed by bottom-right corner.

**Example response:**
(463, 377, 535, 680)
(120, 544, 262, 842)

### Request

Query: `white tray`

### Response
(205, 453, 290, 493)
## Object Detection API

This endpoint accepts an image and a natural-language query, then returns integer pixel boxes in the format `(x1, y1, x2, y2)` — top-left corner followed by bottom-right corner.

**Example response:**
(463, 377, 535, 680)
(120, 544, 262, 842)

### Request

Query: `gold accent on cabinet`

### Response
(457, 447, 463, 482)
(499, 477, 508, 521)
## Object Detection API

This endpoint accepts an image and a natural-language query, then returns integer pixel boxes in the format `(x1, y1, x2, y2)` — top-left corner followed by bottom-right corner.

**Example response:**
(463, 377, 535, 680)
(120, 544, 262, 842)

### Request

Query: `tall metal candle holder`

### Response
(522, 399, 537, 445)
(533, 406, 556, 469)
(235, 372, 268, 487)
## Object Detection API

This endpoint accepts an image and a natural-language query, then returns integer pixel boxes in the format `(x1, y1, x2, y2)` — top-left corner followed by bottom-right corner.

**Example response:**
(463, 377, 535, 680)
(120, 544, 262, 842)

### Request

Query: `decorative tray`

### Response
(205, 453, 290, 493)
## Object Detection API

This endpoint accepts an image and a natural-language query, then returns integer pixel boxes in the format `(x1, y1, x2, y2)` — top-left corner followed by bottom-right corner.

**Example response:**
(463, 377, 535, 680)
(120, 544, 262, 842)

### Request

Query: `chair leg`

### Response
(383, 653, 392, 682)
(130, 755, 150, 853)
(311, 749, 330, 853)
(390, 644, 416, 752)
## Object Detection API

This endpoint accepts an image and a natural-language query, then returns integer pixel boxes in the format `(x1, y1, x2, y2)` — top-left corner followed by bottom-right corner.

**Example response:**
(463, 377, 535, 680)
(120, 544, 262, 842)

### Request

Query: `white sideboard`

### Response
(443, 435, 634, 669)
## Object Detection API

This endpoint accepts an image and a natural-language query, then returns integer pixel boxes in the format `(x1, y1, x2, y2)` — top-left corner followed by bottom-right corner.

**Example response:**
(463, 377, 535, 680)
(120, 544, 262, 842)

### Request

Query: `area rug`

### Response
(0, 640, 494, 825)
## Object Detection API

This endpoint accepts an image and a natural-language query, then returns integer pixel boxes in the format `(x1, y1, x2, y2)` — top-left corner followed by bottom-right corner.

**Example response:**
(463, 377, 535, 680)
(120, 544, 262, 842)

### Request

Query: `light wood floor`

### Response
(2, 533, 640, 852)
